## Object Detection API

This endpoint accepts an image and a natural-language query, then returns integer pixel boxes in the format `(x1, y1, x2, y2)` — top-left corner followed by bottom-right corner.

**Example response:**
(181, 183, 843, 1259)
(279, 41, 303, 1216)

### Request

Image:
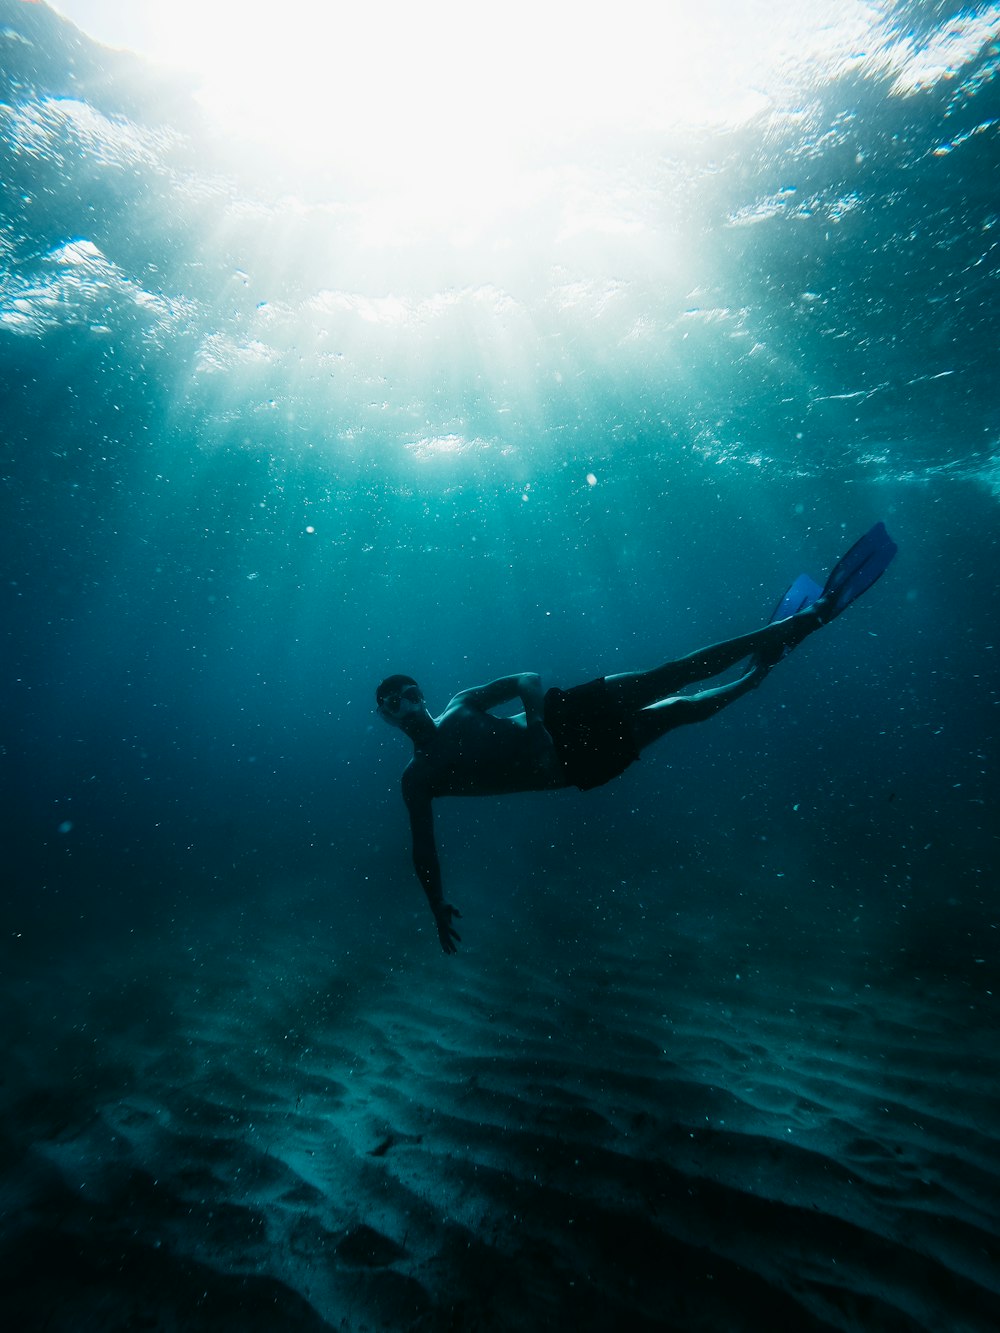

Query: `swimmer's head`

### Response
(375, 675, 424, 727)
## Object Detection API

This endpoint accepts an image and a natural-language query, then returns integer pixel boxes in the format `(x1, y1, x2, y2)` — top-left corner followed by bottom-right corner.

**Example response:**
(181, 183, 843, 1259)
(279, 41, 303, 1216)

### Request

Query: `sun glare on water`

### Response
(32, 0, 1000, 463)
(55, 0, 892, 220)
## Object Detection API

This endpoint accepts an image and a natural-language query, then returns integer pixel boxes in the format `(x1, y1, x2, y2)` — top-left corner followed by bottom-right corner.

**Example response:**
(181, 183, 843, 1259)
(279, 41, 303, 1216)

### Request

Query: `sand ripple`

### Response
(1, 913, 997, 1331)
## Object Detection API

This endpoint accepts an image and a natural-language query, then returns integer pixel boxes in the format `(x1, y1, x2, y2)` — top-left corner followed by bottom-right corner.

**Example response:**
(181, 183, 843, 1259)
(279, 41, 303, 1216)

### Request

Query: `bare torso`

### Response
(407, 700, 566, 798)
(388, 673, 567, 955)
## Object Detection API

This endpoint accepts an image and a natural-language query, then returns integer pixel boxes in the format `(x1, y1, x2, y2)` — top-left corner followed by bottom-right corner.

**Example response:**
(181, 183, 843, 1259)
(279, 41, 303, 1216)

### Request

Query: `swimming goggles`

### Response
(378, 685, 422, 714)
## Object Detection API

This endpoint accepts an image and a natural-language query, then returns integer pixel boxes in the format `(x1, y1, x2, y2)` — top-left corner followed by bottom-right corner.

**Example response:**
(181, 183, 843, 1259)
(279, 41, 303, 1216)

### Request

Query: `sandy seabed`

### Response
(1, 880, 997, 1332)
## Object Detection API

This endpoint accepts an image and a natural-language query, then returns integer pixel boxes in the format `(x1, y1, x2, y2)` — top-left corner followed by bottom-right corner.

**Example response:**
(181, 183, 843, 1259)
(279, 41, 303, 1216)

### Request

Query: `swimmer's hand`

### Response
(434, 903, 462, 955)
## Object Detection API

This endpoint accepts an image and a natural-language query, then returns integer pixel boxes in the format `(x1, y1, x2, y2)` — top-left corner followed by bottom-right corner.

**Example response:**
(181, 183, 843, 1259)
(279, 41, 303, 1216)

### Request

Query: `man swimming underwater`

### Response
(376, 523, 897, 954)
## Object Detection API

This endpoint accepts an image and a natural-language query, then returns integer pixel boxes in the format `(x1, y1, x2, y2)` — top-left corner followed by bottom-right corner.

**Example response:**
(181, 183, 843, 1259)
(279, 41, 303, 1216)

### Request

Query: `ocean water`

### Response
(2, 2, 998, 1329)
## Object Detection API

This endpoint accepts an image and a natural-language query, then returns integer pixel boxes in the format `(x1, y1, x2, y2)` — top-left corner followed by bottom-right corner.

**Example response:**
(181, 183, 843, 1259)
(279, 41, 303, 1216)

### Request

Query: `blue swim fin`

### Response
(770, 572, 823, 622)
(755, 572, 824, 669)
(819, 521, 898, 620)
(755, 523, 897, 670)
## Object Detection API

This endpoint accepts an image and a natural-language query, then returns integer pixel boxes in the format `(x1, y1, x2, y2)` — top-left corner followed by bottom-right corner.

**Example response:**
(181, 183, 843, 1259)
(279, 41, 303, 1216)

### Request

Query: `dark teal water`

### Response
(2, 3, 998, 1329)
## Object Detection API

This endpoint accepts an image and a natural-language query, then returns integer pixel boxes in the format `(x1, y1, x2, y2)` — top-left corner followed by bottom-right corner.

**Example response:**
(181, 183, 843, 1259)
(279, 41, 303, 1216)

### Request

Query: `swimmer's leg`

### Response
(605, 607, 819, 713)
(629, 663, 765, 752)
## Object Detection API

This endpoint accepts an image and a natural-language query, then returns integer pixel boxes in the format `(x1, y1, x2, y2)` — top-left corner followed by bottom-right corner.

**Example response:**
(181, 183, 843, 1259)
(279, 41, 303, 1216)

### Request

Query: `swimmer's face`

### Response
(377, 683, 424, 728)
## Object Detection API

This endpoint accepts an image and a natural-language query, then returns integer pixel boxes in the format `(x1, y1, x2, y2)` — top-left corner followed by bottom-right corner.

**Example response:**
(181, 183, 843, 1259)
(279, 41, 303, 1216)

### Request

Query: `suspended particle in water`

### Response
(58, 821, 73, 835)
(305, 526, 315, 534)
(586, 473, 597, 486)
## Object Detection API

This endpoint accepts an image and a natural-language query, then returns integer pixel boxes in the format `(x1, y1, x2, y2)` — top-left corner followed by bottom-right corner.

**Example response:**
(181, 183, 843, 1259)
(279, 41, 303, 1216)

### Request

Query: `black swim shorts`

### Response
(543, 677, 640, 791)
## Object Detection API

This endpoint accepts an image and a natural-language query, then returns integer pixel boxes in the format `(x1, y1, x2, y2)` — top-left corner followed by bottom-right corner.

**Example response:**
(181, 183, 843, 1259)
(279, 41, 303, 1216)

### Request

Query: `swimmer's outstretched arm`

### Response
(402, 763, 461, 954)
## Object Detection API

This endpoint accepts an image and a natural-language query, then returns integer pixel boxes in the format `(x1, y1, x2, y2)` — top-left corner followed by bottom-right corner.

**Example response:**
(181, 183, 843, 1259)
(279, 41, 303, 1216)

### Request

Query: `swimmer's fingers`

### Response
(435, 904, 462, 954)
